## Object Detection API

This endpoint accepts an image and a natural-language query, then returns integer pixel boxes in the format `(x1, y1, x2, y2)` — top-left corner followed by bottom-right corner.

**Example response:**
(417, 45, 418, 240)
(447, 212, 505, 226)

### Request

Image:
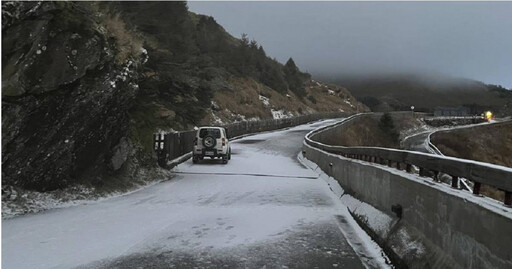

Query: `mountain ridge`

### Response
(319, 73, 512, 114)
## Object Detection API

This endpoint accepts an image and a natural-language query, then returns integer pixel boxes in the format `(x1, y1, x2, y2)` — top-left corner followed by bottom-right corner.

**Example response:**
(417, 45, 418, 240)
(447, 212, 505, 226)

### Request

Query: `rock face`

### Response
(2, 2, 142, 191)
(110, 137, 130, 171)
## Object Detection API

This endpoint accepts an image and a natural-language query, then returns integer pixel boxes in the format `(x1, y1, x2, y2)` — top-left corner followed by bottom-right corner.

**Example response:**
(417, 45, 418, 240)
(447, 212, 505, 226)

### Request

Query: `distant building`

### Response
(434, 106, 470, 117)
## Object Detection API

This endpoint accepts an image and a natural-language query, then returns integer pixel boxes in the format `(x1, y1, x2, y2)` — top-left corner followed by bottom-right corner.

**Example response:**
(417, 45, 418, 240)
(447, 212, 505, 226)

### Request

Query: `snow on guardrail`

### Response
(304, 113, 512, 206)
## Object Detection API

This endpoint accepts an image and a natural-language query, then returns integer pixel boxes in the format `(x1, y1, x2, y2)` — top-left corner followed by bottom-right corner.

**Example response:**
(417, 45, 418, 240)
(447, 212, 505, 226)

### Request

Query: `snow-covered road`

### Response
(2, 119, 390, 269)
(402, 131, 432, 153)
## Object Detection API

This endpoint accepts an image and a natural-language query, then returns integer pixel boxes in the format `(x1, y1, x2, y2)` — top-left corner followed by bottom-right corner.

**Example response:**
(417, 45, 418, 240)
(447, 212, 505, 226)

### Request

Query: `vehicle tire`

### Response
(228, 150, 231, 160)
(222, 159, 228, 164)
(202, 135, 216, 149)
(192, 156, 198, 163)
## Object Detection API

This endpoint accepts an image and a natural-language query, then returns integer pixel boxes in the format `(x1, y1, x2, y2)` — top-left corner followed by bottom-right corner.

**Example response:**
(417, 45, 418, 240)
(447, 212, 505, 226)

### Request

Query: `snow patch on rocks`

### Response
(259, 94, 270, 107)
(344, 99, 355, 108)
(211, 111, 223, 125)
(271, 109, 293, 120)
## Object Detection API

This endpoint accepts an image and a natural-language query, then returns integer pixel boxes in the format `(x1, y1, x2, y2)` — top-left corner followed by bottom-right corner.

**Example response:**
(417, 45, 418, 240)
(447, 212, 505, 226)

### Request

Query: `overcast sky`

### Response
(188, 2, 512, 88)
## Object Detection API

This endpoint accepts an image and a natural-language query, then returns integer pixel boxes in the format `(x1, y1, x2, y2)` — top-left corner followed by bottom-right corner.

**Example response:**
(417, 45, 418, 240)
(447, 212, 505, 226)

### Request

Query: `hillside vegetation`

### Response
(325, 74, 512, 115)
(2, 1, 365, 201)
(431, 121, 512, 168)
(327, 113, 425, 148)
(430, 121, 512, 201)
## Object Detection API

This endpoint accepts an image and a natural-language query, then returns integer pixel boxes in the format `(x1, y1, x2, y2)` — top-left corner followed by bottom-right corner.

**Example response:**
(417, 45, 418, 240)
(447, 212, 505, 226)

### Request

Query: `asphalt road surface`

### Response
(3, 119, 390, 269)
(401, 131, 432, 153)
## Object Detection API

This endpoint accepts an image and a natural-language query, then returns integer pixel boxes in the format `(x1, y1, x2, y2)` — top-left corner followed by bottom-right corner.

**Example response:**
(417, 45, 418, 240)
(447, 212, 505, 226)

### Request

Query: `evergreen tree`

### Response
(379, 113, 399, 142)
(283, 58, 306, 97)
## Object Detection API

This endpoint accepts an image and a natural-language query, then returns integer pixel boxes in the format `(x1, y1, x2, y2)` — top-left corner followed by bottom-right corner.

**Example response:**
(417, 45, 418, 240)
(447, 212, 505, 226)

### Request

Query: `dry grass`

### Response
(431, 121, 512, 168)
(304, 80, 370, 113)
(102, 14, 143, 64)
(328, 113, 424, 148)
(202, 77, 368, 125)
(329, 116, 399, 148)
(480, 185, 505, 202)
(431, 121, 512, 202)
(213, 77, 278, 120)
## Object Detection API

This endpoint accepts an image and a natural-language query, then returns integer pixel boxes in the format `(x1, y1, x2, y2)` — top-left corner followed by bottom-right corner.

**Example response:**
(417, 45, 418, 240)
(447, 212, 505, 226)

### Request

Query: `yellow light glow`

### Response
(485, 111, 493, 120)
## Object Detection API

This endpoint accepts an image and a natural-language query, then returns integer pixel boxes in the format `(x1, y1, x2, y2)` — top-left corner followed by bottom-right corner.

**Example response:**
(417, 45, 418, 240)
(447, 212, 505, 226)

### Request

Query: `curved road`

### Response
(3, 120, 389, 269)
(402, 131, 432, 153)
(402, 120, 501, 154)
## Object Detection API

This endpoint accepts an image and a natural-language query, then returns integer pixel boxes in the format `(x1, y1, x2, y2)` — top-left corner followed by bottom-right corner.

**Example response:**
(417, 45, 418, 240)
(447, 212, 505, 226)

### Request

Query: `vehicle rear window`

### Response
(199, 128, 221, 138)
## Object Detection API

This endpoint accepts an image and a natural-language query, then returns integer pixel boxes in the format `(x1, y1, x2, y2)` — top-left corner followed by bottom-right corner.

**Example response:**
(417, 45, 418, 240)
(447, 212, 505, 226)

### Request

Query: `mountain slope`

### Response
(325, 73, 512, 114)
(1, 1, 365, 204)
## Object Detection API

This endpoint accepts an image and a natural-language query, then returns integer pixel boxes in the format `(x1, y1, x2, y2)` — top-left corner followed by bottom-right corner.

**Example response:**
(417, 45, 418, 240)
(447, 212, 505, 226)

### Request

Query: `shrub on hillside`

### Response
(283, 58, 307, 97)
(379, 113, 399, 143)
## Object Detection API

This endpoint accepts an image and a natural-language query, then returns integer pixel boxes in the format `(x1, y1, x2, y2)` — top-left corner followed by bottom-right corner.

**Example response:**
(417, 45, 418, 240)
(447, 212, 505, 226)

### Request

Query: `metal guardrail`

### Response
(304, 114, 512, 206)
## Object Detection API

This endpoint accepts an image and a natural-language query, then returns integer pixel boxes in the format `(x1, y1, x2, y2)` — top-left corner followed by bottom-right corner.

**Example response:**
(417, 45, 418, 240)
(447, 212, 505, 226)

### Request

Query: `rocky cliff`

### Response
(2, 1, 146, 194)
(2, 1, 366, 214)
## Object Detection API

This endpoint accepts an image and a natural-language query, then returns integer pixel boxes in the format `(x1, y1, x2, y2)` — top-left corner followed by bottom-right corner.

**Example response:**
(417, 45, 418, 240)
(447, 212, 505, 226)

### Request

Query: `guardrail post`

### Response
(154, 133, 165, 151)
(504, 191, 511, 206)
(451, 176, 458, 188)
(419, 167, 426, 177)
(433, 171, 440, 182)
(406, 164, 412, 173)
(396, 162, 401, 170)
(154, 133, 168, 167)
(473, 182, 481, 195)
(387, 160, 392, 167)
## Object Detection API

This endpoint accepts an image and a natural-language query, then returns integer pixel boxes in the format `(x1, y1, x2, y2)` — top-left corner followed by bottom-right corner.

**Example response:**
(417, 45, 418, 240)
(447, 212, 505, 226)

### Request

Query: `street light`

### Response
(411, 105, 415, 117)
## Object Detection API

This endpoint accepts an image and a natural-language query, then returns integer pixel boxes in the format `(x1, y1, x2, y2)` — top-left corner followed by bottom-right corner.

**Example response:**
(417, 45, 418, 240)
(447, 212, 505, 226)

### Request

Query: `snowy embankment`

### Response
(2, 168, 173, 219)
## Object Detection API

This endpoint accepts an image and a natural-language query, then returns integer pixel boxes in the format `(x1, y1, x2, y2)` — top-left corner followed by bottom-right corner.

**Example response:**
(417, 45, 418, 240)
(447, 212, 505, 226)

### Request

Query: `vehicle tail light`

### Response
(222, 138, 226, 146)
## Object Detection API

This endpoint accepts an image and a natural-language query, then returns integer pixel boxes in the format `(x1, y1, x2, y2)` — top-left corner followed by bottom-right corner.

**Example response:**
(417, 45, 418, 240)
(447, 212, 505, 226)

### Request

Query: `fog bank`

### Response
(189, 2, 512, 88)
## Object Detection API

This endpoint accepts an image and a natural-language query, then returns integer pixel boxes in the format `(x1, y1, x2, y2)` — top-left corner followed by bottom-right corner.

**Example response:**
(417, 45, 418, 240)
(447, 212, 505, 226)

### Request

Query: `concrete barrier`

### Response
(302, 115, 512, 269)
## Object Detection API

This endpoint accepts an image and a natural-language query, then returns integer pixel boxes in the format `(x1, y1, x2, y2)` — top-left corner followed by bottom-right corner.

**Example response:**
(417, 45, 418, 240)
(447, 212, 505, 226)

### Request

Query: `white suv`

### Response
(193, 127, 231, 164)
